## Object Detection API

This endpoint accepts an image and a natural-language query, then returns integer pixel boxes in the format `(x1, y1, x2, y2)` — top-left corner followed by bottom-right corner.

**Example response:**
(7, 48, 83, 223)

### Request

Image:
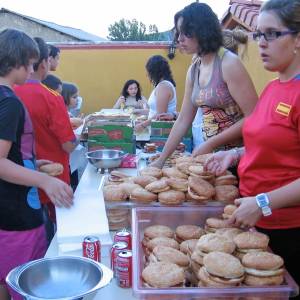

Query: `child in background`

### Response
(61, 82, 83, 191)
(42, 74, 63, 94)
(113, 79, 148, 114)
(48, 45, 60, 71)
(0, 29, 73, 300)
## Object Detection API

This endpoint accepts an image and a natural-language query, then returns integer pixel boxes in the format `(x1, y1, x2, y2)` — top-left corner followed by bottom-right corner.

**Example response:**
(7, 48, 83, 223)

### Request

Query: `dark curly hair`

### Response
(145, 55, 176, 87)
(121, 79, 142, 101)
(175, 2, 223, 56)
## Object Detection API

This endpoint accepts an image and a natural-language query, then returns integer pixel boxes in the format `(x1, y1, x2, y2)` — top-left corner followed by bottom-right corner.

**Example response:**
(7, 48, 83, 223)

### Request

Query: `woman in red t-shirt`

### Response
(205, 0, 300, 293)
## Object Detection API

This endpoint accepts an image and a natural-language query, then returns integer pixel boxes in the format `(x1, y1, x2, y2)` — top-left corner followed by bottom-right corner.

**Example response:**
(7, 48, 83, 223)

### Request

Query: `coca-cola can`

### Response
(116, 250, 132, 288)
(113, 229, 132, 250)
(110, 241, 128, 276)
(82, 236, 101, 262)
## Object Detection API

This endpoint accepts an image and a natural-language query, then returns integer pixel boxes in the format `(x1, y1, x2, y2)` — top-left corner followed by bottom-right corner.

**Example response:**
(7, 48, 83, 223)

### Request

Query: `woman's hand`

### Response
(228, 197, 262, 228)
(149, 157, 164, 169)
(204, 150, 235, 176)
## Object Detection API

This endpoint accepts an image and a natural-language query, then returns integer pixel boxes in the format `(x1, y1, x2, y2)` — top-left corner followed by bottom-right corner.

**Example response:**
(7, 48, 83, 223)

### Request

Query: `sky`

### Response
(1, 0, 230, 39)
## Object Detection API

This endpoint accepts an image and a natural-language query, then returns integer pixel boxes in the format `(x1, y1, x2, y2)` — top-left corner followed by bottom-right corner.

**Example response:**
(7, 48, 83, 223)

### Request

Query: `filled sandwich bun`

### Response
(242, 251, 284, 286)
(162, 167, 188, 179)
(142, 262, 185, 288)
(166, 178, 188, 192)
(188, 165, 215, 182)
(215, 174, 238, 186)
(39, 162, 63, 176)
(108, 170, 130, 182)
(180, 239, 199, 257)
(146, 237, 180, 252)
(118, 182, 141, 197)
(215, 185, 239, 204)
(158, 190, 185, 205)
(175, 225, 205, 243)
(176, 162, 195, 175)
(145, 179, 170, 193)
(205, 217, 233, 233)
(196, 233, 236, 255)
(139, 166, 163, 178)
(144, 225, 174, 240)
(103, 185, 127, 201)
(199, 251, 245, 287)
(149, 246, 190, 269)
(133, 175, 156, 187)
(130, 187, 158, 203)
(222, 204, 238, 219)
(234, 231, 270, 257)
(215, 227, 243, 241)
(187, 177, 215, 202)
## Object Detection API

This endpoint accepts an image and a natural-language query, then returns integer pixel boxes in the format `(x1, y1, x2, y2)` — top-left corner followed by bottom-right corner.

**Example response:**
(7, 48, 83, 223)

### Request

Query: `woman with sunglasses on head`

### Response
(151, 2, 257, 169)
(205, 0, 300, 292)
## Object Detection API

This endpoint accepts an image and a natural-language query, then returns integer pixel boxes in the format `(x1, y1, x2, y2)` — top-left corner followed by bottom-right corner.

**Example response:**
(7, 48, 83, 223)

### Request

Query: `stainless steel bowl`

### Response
(86, 149, 126, 169)
(6, 256, 113, 300)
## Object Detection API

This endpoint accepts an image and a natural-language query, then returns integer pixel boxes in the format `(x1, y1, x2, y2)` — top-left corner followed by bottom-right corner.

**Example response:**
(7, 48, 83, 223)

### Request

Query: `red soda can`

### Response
(113, 229, 132, 250)
(116, 250, 132, 288)
(82, 236, 101, 262)
(110, 241, 128, 276)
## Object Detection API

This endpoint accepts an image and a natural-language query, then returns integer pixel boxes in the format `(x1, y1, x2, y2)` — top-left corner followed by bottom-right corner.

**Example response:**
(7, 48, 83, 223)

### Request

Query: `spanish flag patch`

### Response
(276, 102, 291, 117)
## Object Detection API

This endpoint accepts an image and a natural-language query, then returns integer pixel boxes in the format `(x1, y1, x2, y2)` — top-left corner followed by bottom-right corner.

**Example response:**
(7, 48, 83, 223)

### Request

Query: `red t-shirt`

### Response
(15, 81, 75, 204)
(238, 77, 300, 229)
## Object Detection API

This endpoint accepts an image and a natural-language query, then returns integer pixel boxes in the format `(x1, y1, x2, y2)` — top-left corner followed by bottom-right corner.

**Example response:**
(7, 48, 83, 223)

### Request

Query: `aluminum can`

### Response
(113, 229, 132, 250)
(82, 236, 101, 262)
(116, 250, 132, 288)
(110, 241, 128, 276)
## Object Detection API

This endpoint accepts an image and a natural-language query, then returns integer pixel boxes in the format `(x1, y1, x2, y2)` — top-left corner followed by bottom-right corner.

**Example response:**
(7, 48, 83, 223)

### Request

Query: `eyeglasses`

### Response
(253, 30, 298, 42)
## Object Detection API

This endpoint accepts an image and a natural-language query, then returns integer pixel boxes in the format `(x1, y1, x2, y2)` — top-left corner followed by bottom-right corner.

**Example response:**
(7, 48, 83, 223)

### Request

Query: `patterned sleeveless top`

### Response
(191, 48, 243, 150)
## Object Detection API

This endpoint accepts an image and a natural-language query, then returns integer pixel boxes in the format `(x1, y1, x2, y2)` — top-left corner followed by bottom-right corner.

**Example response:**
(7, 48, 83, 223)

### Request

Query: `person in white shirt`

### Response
(135, 55, 177, 132)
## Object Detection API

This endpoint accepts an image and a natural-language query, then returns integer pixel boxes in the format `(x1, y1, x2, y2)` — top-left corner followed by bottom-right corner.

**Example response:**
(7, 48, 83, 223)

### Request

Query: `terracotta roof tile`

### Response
(221, 0, 262, 32)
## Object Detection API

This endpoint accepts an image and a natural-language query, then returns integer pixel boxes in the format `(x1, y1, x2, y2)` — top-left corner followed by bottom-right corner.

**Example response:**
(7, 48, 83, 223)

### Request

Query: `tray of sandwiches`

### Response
(103, 152, 239, 231)
(131, 205, 299, 300)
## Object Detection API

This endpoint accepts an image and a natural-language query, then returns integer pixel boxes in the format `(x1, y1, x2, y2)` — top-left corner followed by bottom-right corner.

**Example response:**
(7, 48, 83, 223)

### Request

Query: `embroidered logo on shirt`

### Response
(276, 102, 291, 117)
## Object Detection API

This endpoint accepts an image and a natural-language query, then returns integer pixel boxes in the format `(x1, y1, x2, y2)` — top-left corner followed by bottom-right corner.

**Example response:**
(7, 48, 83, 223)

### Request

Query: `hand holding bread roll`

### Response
(39, 162, 64, 176)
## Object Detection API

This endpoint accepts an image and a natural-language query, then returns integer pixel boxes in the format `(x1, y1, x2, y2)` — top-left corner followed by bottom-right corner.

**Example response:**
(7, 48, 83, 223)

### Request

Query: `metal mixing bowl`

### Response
(6, 256, 113, 300)
(86, 149, 126, 169)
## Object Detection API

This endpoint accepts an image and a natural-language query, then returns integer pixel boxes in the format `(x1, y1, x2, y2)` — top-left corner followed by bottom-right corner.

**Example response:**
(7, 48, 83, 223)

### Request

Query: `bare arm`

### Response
(135, 83, 174, 130)
(62, 136, 79, 153)
(113, 96, 125, 109)
(193, 52, 258, 155)
(0, 140, 73, 207)
(151, 68, 197, 168)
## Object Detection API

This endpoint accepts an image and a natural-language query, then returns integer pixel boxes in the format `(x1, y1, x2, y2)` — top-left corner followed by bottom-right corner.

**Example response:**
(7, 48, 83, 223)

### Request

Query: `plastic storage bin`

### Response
(132, 206, 299, 300)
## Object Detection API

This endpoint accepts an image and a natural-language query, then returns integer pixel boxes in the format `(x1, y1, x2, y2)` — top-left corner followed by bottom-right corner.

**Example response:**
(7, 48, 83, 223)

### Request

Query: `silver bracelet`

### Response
(231, 147, 242, 167)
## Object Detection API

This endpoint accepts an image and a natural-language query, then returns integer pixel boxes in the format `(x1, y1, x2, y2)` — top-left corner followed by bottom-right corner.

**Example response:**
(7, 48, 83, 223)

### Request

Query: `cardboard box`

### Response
(88, 123, 133, 143)
(88, 140, 136, 154)
(150, 120, 192, 138)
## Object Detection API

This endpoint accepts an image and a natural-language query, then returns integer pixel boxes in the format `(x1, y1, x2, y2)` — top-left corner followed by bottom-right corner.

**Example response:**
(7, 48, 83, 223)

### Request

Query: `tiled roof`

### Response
(221, 0, 263, 32)
(0, 8, 106, 42)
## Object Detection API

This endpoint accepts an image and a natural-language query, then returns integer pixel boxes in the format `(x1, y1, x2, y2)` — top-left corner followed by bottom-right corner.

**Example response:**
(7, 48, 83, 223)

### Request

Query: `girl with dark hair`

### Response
(152, 2, 257, 167)
(205, 0, 300, 293)
(113, 79, 148, 113)
(135, 55, 177, 131)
